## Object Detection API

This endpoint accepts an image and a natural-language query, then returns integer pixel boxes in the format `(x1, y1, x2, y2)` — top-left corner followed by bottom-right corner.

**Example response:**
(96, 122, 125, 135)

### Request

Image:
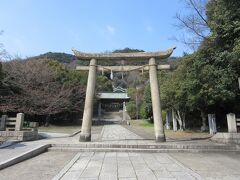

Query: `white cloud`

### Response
(106, 25, 116, 34)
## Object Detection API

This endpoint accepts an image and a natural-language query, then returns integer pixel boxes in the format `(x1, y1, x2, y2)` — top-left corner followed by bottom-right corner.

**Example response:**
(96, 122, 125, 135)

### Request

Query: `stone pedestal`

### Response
(80, 59, 97, 142)
(227, 113, 237, 133)
(149, 58, 165, 142)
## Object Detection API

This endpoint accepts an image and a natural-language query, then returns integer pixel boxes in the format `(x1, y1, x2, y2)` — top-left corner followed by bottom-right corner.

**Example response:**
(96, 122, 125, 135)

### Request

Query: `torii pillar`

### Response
(149, 58, 166, 142)
(80, 59, 97, 141)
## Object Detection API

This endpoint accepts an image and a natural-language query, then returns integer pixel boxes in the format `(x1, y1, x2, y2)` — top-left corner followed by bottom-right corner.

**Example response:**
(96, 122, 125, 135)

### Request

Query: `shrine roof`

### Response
(97, 92, 130, 100)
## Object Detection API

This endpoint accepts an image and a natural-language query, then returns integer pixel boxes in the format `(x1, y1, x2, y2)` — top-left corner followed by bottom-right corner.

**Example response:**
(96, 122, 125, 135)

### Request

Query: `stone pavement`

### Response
(101, 124, 143, 141)
(1, 115, 240, 180)
(170, 152, 240, 180)
(52, 124, 240, 179)
(0, 124, 238, 168)
(56, 152, 202, 180)
(0, 123, 240, 179)
(49, 124, 239, 153)
(0, 126, 102, 166)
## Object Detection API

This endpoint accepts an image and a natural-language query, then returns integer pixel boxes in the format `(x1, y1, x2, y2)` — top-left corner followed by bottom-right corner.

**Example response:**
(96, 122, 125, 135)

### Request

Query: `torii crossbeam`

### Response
(74, 47, 176, 142)
(76, 65, 170, 72)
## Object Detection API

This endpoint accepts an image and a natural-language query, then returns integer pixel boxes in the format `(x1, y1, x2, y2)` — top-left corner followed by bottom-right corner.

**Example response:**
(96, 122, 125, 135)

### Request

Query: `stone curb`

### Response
(48, 147, 240, 153)
(50, 143, 239, 151)
(52, 153, 81, 180)
(0, 144, 51, 170)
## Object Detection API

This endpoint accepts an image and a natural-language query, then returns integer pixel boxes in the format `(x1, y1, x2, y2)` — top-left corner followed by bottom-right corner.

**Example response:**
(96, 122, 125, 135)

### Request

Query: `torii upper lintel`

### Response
(72, 47, 176, 61)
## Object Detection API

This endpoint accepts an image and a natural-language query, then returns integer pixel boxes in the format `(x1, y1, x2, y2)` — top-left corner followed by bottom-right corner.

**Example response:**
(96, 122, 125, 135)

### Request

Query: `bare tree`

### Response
(174, 0, 210, 50)
(0, 59, 85, 118)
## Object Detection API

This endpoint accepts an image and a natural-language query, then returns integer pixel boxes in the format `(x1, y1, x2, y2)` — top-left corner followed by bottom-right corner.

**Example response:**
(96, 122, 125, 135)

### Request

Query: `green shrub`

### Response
(126, 101, 136, 119)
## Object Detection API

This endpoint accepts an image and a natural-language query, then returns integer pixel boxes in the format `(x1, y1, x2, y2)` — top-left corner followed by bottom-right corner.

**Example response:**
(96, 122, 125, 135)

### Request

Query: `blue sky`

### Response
(0, 0, 190, 58)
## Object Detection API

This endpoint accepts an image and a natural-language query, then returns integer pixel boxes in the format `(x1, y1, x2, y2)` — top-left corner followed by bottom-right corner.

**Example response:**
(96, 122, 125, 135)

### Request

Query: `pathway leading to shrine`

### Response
(101, 124, 143, 141)
(1, 123, 240, 179)
(1, 112, 240, 179)
(52, 124, 240, 180)
(55, 152, 203, 180)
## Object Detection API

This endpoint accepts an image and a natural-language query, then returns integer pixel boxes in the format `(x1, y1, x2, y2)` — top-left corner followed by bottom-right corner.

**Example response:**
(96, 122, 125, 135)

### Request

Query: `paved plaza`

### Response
(54, 123, 240, 180)
(1, 119, 240, 179)
(0, 151, 77, 180)
(1, 150, 240, 180)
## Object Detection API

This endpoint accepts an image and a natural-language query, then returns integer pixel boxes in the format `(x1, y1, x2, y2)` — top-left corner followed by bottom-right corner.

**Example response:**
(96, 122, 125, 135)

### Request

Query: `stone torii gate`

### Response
(73, 47, 176, 142)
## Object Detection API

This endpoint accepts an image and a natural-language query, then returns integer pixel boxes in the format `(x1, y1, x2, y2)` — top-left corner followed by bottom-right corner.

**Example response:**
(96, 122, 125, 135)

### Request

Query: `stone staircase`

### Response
(92, 111, 129, 125)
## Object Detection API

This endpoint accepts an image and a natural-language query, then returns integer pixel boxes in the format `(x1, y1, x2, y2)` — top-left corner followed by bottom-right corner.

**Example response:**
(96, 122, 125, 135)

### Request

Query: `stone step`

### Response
(51, 143, 238, 150)
(48, 146, 240, 153)
(49, 143, 240, 153)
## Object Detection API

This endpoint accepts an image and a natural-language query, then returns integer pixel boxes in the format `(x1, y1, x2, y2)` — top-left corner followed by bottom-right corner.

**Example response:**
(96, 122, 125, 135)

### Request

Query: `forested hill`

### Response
(30, 52, 77, 64)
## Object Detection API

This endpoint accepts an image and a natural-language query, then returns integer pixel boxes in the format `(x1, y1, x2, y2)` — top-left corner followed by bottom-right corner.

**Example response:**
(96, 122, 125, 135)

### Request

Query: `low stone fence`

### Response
(211, 113, 240, 144)
(0, 113, 38, 141)
(0, 113, 24, 131)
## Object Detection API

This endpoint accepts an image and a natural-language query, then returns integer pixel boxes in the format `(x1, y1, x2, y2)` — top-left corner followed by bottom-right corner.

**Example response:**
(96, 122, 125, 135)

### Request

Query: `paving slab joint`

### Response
(52, 153, 81, 180)
(100, 126, 105, 140)
(166, 154, 204, 179)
